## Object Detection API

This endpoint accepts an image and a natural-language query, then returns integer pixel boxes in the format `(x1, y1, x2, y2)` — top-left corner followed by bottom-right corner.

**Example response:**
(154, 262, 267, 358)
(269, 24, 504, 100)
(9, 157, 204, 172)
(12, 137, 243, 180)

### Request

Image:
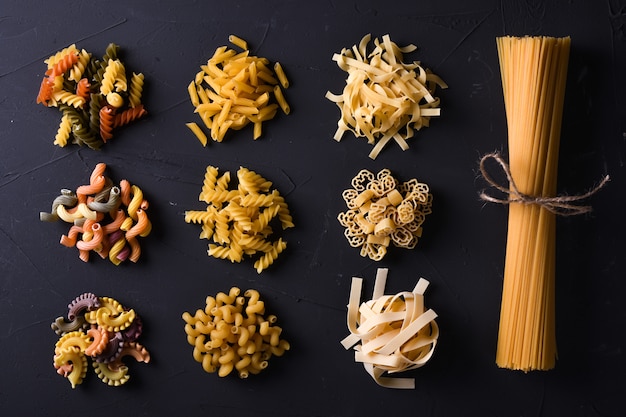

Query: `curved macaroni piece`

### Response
(85, 325, 110, 357)
(107, 342, 151, 371)
(40, 188, 77, 222)
(67, 292, 100, 320)
(55, 331, 92, 355)
(54, 347, 88, 389)
(93, 362, 130, 386)
(51, 316, 88, 336)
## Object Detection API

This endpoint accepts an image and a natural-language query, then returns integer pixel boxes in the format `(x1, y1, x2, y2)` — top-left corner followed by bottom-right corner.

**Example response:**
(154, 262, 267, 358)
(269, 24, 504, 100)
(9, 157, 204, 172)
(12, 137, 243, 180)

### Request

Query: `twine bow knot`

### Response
(479, 152, 609, 216)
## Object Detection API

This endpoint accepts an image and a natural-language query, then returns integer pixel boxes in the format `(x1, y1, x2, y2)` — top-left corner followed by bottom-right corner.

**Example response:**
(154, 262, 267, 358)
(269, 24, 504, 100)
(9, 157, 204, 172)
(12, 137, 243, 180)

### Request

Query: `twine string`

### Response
(479, 152, 609, 216)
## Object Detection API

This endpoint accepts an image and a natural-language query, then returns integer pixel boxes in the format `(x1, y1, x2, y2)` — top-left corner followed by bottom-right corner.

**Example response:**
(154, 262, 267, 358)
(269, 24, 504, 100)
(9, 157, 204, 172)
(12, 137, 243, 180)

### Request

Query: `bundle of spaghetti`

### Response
(494, 35, 570, 371)
(36, 43, 147, 149)
(40, 163, 152, 266)
(185, 35, 290, 145)
(184, 165, 294, 273)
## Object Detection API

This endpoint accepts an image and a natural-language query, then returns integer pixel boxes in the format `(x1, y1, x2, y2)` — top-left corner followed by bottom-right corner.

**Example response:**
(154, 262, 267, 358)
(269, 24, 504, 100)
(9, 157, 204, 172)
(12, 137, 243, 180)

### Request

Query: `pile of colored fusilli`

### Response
(37, 43, 147, 149)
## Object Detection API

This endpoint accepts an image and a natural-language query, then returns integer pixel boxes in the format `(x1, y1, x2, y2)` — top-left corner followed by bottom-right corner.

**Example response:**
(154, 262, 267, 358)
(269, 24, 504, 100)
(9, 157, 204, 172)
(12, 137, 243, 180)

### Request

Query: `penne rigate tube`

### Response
(494, 35, 571, 372)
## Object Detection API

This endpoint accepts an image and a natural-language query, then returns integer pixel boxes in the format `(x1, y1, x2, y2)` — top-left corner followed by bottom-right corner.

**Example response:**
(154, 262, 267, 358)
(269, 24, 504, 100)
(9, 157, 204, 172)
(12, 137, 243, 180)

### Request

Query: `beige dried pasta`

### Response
(182, 287, 289, 378)
(341, 268, 439, 389)
(337, 168, 432, 260)
(184, 165, 294, 273)
(326, 34, 447, 159)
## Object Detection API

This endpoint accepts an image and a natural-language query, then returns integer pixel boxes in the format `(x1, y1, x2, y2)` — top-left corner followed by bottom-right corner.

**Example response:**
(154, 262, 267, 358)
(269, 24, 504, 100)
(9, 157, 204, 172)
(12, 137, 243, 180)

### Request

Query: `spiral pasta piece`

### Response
(113, 104, 147, 128)
(185, 165, 293, 273)
(99, 105, 115, 142)
(128, 72, 144, 108)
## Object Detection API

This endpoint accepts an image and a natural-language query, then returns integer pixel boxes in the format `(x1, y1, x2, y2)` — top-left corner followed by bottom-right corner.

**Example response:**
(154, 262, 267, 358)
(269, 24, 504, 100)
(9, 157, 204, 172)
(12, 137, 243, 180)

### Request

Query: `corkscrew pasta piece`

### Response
(337, 168, 432, 261)
(39, 163, 152, 265)
(185, 165, 293, 273)
(36, 43, 148, 149)
(185, 35, 290, 145)
(182, 287, 289, 378)
(326, 34, 447, 159)
(341, 268, 439, 389)
(51, 293, 150, 388)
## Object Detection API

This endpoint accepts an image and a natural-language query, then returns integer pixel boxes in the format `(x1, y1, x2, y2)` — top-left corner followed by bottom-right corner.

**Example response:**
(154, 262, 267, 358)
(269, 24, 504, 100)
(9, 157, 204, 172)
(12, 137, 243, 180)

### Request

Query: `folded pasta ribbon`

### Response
(341, 268, 438, 389)
(479, 152, 609, 216)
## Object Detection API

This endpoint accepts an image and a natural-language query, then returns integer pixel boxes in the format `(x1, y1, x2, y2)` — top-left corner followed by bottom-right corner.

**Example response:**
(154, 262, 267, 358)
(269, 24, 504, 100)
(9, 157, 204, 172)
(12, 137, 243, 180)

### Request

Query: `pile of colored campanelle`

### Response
(52, 293, 150, 388)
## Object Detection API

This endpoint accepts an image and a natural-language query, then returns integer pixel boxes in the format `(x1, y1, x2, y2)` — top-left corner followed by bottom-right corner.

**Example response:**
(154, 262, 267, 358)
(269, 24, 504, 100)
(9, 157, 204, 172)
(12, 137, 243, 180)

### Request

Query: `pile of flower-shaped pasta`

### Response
(52, 293, 150, 388)
(184, 165, 294, 273)
(182, 287, 290, 378)
(341, 268, 439, 389)
(326, 33, 447, 159)
(337, 168, 432, 261)
(40, 162, 152, 265)
(36, 43, 147, 149)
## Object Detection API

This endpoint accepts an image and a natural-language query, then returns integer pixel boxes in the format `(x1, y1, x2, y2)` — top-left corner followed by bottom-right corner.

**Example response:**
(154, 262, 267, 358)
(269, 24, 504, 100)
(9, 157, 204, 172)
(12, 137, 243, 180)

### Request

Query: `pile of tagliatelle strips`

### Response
(41, 34, 443, 389)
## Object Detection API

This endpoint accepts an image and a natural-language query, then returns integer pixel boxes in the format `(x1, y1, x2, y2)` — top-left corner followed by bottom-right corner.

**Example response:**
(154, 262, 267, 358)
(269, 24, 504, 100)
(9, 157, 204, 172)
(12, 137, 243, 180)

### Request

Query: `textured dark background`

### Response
(1, 1, 625, 416)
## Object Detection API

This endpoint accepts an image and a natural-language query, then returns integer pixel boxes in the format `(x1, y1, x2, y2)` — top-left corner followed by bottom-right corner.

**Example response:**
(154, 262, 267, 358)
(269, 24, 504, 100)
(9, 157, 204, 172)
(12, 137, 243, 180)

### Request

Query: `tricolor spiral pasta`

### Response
(184, 165, 294, 273)
(36, 43, 148, 149)
(40, 163, 152, 265)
